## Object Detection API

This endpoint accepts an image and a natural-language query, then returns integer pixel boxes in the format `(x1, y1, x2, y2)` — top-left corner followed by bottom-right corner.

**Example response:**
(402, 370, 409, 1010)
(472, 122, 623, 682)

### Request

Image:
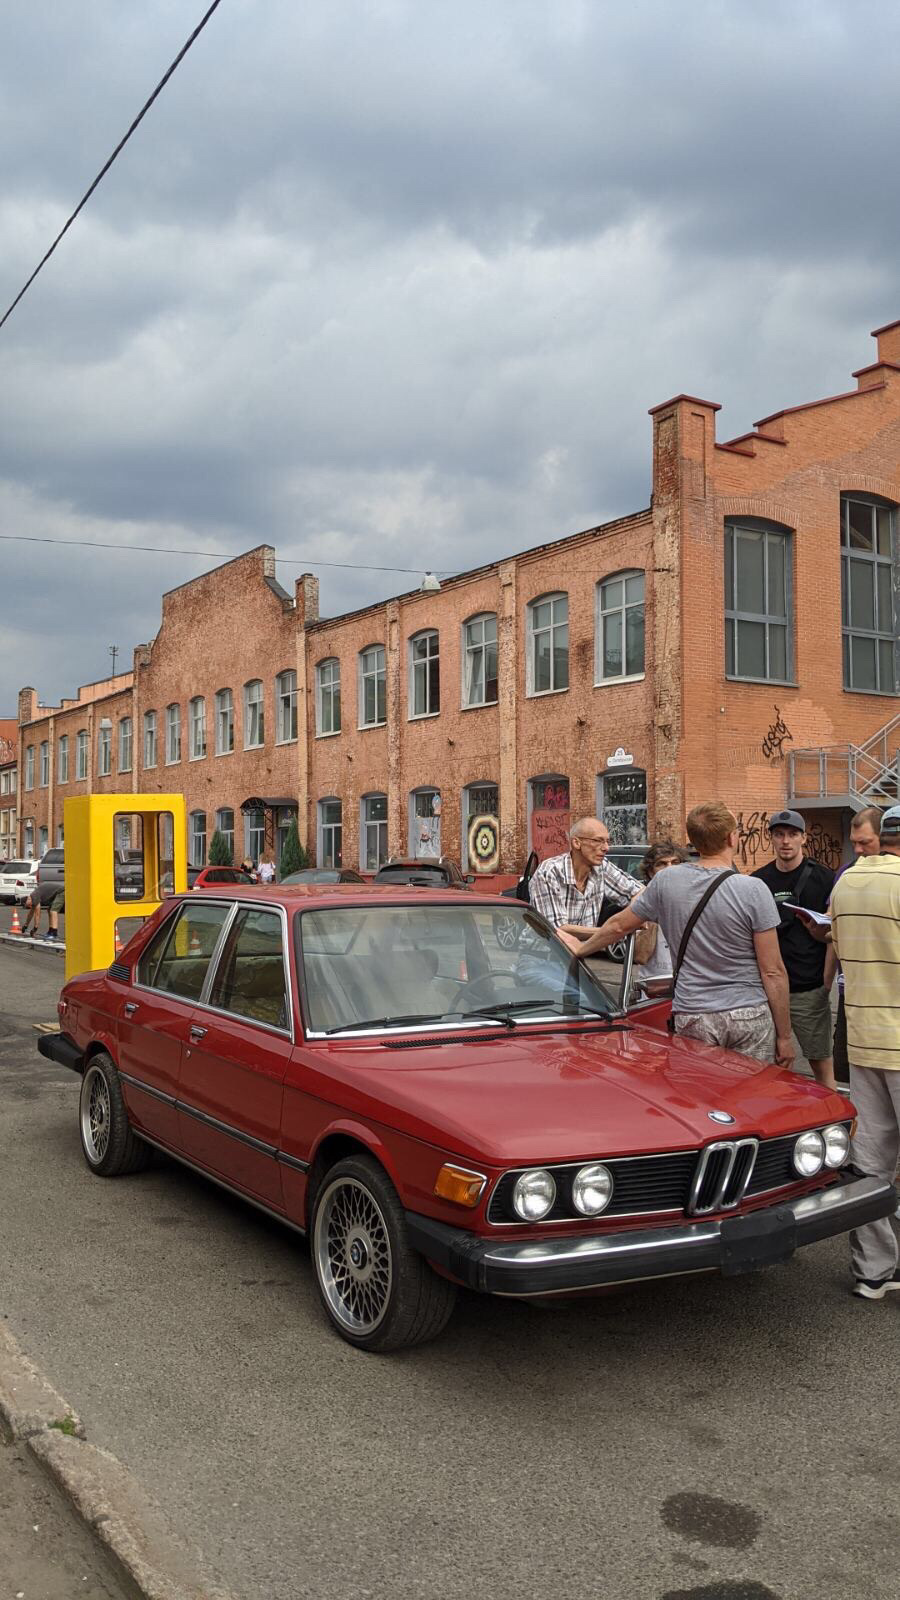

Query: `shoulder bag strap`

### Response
(789, 860, 814, 908)
(672, 869, 738, 986)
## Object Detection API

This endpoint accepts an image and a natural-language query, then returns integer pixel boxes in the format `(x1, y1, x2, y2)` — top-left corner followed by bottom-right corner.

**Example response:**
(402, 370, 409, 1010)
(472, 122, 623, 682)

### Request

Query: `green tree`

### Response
(208, 828, 233, 867)
(278, 817, 308, 878)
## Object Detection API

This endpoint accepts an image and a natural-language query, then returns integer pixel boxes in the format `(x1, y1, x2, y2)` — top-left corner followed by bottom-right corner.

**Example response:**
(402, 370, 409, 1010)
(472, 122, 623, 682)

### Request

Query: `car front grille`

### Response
(486, 1129, 847, 1225)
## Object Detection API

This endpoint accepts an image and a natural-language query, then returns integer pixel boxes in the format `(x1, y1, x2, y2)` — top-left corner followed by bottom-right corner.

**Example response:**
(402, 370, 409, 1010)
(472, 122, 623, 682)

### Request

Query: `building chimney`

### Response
(295, 573, 319, 627)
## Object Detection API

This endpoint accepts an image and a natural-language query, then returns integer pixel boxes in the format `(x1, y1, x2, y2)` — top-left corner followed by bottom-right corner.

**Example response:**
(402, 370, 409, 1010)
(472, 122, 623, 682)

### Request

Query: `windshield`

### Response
(297, 903, 616, 1035)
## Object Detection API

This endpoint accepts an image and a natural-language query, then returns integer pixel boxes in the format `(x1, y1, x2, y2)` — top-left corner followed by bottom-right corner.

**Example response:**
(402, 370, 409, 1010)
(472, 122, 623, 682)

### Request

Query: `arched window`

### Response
(526, 594, 568, 695)
(316, 659, 341, 736)
(527, 774, 570, 859)
(118, 717, 133, 772)
(359, 645, 386, 727)
(596, 571, 645, 682)
(409, 630, 440, 718)
(409, 787, 441, 858)
(165, 703, 181, 764)
(216, 807, 234, 857)
(243, 680, 264, 748)
(360, 793, 388, 870)
(596, 769, 648, 846)
(189, 697, 206, 760)
(57, 735, 69, 785)
(462, 782, 499, 871)
(276, 669, 298, 742)
(840, 494, 897, 693)
(725, 518, 793, 683)
(318, 797, 343, 867)
(97, 719, 112, 777)
(462, 614, 498, 707)
(143, 711, 157, 769)
(215, 689, 233, 754)
(75, 730, 88, 781)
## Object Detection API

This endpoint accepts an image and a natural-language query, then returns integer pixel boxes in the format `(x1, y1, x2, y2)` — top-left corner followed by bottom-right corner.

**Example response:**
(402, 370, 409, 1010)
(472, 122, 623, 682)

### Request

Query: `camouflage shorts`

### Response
(674, 1002, 775, 1062)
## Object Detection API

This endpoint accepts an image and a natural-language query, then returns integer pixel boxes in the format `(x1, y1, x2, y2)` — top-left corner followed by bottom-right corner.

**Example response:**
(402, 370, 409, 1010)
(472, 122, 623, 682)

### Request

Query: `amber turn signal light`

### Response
(434, 1164, 486, 1208)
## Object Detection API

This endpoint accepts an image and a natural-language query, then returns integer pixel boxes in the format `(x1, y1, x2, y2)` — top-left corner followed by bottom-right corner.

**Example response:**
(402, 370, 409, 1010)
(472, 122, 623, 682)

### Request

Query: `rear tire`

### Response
(79, 1053, 151, 1177)
(311, 1155, 457, 1351)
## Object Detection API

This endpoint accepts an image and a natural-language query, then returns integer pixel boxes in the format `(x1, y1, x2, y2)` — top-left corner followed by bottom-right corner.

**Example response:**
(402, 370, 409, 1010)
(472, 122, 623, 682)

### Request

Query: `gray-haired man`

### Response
(527, 817, 642, 931)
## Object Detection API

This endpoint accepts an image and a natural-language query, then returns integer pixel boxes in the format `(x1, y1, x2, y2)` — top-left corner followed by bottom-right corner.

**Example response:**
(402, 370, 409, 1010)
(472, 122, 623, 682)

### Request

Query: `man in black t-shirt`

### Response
(753, 809, 835, 1089)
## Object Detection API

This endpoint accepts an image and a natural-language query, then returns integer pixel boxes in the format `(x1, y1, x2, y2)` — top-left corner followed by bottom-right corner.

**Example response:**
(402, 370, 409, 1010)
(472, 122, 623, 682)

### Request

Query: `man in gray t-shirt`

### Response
(557, 801, 793, 1067)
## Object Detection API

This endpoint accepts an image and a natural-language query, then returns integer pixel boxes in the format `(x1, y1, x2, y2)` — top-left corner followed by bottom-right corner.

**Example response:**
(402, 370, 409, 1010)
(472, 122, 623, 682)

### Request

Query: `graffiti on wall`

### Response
(761, 706, 794, 761)
(735, 810, 842, 871)
(735, 811, 771, 867)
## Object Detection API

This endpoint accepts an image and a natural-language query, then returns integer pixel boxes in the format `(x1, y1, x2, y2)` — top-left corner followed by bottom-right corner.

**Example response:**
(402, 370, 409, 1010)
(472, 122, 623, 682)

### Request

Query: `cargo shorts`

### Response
(788, 985, 833, 1062)
(674, 1001, 775, 1062)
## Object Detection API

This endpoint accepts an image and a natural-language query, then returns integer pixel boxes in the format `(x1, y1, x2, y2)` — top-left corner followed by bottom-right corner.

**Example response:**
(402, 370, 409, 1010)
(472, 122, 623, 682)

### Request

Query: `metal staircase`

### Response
(788, 713, 900, 810)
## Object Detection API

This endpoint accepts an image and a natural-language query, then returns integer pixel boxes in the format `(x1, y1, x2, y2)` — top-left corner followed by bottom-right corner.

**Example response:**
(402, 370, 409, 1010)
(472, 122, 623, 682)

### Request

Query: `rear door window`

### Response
(139, 901, 232, 1002)
(207, 908, 289, 1031)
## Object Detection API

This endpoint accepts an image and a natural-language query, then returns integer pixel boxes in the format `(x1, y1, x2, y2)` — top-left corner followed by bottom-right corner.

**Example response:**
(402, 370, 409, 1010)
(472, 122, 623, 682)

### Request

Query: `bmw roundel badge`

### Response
(708, 1110, 735, 1124)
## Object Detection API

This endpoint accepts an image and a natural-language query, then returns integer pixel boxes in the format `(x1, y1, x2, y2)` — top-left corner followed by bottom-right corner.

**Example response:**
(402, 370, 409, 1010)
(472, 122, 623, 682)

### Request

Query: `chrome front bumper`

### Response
(406, 1174, 896, 1297)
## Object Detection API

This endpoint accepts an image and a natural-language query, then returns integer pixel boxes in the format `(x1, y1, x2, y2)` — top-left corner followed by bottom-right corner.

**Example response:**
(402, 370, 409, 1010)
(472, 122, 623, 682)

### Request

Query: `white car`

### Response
(0, 859, 41, 904)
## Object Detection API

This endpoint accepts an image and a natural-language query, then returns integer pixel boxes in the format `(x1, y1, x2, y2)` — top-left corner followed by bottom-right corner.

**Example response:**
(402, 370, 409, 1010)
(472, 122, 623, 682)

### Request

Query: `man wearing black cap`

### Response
(753, 810, 836, 1089)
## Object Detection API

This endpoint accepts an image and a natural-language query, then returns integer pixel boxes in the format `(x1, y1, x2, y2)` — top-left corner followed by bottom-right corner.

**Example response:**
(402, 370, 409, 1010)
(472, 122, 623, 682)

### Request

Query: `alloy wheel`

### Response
(314, 1177, 393, 1335)
(80, 1065, 111, 1165)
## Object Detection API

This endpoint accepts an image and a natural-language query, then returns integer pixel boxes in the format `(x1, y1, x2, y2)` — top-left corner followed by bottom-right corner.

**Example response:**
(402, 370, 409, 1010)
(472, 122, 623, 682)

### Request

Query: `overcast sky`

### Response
(2, 0, 899, 714)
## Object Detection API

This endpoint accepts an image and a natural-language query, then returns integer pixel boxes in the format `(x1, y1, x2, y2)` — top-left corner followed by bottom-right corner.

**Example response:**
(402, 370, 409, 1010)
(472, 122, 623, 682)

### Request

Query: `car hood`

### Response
(301, 1023, 846, 1166)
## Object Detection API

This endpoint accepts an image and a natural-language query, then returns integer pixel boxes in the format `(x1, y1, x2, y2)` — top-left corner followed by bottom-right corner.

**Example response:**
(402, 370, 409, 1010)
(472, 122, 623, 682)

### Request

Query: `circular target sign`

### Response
(468, 814, 500, 873)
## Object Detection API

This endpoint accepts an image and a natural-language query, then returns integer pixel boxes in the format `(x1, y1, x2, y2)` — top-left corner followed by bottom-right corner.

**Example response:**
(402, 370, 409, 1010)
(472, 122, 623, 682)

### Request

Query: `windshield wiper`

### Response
(460, 999, 614, 1022)
(323, 1012, 450, 1035)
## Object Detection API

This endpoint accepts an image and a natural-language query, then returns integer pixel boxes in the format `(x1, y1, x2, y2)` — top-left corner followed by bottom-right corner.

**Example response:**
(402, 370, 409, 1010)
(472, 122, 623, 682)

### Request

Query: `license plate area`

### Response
(720, 1207, 797, 1275)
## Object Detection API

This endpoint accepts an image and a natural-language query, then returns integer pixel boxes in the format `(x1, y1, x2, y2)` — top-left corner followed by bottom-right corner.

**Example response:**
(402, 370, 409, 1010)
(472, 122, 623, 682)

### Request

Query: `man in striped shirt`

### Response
(527, 817, 642, 930)
(830, 804, 900, 1299)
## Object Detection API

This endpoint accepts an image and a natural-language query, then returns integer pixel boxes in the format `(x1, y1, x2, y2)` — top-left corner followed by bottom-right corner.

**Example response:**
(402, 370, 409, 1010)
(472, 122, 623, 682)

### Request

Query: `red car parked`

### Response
(39, 885, 895, 1352)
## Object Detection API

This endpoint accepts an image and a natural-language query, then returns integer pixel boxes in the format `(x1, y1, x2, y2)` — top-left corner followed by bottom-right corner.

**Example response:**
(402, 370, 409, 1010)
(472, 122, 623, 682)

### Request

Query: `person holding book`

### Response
(752, 810, 836, 1089)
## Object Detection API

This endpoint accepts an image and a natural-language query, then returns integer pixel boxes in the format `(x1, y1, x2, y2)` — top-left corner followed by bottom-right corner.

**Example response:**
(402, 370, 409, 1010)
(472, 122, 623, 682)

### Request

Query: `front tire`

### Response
(79, 1053, 151, 1177)
(311, 1155, 457, 1351)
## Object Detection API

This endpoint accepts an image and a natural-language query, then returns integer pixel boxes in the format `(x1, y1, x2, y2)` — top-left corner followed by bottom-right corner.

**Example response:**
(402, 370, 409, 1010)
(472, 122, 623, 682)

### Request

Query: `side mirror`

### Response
(464, 873, 476, 884)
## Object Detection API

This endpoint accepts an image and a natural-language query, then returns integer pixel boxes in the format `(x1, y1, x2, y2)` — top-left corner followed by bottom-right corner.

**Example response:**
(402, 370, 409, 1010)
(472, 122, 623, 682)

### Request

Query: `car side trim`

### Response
(119, 1066, 309, 1169)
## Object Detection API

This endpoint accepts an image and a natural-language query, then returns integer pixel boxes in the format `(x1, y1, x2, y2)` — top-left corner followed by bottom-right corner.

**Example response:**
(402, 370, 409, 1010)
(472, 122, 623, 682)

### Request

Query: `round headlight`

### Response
(793, 1129, 825, 1177)
(512, 1169, 557, 1221)
(572, 1163, 613, 1216)
(823, 1123, 851, 1169)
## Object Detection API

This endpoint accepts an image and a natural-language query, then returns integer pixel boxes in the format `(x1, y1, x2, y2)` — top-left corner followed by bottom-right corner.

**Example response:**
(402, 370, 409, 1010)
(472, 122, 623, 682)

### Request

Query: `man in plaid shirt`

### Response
(528, 817, 642, 929)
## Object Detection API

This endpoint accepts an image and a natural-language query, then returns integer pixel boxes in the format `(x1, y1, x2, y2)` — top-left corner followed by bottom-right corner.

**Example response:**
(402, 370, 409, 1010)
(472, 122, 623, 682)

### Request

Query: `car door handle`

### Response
(189, 1024, 208, 1041)
(123, 1001, 138, 1016)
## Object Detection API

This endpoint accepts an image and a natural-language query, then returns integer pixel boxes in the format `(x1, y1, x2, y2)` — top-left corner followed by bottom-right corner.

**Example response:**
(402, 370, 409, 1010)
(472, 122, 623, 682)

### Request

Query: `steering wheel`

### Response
(453, 971, 522, 1004)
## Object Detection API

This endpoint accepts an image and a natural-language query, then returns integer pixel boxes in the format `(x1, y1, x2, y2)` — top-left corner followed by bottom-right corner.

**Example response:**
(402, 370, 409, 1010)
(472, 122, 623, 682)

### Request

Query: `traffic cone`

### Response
(458, 958, 467, 980)
(114, 926, 123, 957)
(9, 907, 22, 935)
(189, 927, 202, 955)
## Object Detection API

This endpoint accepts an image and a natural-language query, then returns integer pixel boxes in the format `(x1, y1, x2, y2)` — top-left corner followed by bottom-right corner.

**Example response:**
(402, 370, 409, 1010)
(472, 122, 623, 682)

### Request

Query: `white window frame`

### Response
(38, 825, 48, 856)
(595, 769, 648, 847)
(75, 730, 88, 782)
(165, 703, 181, 765)
(317, 797, 342, 868)
(39, 740, 49, 787)
(358, 644, 386, 728)
(243, 808, 264, 862)
(462, 613, 498, 708)
(409, 630, 440, 719)
(56, 823, 64, 846)
(725, 520, 794, 685)
(526, 592, 569, 696)
(215, 689, 234, 755)
(243, 680, 264, 750)
(840, 494, 897, 695)
(189, 696, 207, 761)
(316, 658, 341, 737)
(188, 810, 207, 868)
(57, 734, 69, 785)
(462, 781, 499, 871)
(143, 711, 157, 769)
(118, 717, 133, 773)
(23, 820, 35, 858)
(276, 669, 298, 744)
(595, 570, 646, 684)
(97, 720, 112, 778)
(359, 792, 388, 871)
(216, 807, 235, 857)
(25, 746, 34, 790)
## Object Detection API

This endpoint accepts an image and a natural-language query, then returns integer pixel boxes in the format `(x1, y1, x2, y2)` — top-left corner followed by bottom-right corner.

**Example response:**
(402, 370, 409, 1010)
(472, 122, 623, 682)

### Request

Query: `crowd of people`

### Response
(531, 801, 900, 1302)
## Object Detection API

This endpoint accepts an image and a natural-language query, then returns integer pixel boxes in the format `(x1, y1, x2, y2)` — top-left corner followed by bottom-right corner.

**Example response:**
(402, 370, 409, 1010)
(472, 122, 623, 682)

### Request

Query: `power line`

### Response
(0, 530, 447, 577)
(0, 0, 225, 335)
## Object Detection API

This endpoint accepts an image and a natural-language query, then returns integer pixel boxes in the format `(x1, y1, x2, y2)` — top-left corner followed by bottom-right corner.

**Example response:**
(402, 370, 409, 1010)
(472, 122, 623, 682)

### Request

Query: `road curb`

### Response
(0, 930, 65, 955)
(0, 1324, 235, 1600)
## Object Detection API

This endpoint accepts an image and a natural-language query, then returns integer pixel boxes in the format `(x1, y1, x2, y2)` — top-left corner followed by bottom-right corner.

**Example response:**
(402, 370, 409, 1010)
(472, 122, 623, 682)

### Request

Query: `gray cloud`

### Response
(1, 0, 899, 712)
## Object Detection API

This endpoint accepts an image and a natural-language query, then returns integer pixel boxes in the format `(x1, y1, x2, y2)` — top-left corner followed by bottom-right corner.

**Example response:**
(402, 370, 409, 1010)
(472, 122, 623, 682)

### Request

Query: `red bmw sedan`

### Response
(38, 885, 895, 1351)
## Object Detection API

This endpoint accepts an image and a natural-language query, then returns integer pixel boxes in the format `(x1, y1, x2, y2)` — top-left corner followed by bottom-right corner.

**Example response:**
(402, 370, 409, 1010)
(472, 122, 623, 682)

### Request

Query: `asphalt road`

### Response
(1, 942, 897, 1600)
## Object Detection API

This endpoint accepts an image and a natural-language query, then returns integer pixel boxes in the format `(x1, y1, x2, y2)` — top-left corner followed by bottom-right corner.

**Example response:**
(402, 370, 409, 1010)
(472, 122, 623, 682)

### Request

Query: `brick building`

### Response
(0, 719, 17, 860)
(15, 320, 900, 876)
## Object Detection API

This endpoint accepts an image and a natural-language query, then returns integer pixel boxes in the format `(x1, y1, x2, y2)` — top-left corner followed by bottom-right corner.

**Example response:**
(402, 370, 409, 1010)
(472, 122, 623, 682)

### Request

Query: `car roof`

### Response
(182, 882, 498, 908)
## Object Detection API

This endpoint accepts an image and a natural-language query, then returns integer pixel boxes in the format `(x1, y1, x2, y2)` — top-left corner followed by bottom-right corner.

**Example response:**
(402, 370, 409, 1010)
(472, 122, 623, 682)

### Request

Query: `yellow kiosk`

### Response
(63, 795, 187, 980)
